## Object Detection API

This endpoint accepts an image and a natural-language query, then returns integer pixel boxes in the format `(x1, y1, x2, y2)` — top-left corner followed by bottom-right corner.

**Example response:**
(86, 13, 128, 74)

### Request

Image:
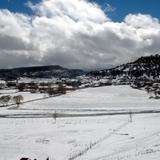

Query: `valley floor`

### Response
(0, 85, 160, 160)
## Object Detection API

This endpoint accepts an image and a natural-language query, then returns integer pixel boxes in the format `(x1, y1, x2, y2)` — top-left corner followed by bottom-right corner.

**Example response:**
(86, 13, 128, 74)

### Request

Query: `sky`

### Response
(0, 0, 160, 70)
(0, 0, 160, 22)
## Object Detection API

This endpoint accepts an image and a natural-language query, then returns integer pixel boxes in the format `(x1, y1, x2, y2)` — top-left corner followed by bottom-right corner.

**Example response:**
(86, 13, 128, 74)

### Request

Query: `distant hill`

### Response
(1, 54, 160, 81)
(0, 65, 85, 80)
(88, 54, 160, 81)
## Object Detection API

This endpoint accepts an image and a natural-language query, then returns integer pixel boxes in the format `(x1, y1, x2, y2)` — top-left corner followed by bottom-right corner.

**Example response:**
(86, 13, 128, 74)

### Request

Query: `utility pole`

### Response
(53, 111, 57, 124)
(129, 110, 133, 123)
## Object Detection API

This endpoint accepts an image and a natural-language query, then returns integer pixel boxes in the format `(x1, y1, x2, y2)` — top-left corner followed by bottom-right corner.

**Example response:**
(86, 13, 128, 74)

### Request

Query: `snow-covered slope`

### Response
(77, 114, 160, 160)
(21, 85, 160, 111)
(1, 86, 160, 160)
(88, 54, 160, 81)
(1, 113, 160, 160)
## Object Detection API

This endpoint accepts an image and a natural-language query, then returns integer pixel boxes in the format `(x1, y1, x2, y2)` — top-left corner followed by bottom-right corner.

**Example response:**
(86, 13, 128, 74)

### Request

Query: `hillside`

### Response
(88, 54, 160, 81)
(0, 65, 85, 80)
(1, 54, 160, 81)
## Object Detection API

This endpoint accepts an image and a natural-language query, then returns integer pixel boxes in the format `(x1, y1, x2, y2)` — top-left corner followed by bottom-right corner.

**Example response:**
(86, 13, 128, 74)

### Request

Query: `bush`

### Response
(17, 83, 26, 92)
(0, 95, 11, 106)
(58, 84, 66, 94)
(47, 88, 57, 96)
(13, 95, 24, 107)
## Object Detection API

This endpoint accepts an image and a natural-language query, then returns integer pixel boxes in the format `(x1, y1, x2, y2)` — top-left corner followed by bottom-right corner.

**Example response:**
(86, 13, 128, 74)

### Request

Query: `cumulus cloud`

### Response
(0, 0, 160, 70)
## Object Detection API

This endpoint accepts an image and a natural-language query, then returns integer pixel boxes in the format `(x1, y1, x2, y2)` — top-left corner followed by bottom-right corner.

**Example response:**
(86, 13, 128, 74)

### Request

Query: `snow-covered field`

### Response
(0, 85, 160, 160)
(21, 85, 160, 110)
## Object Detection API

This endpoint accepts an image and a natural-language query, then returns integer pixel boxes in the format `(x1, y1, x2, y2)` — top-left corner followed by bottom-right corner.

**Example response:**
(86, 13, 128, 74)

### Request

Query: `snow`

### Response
(0, 89, 46, 108)
(0, 116, 127, 160)
(77, 114, 160, 160)
(1, 114, 160, 160)
(21, 85, 160, 110)
(0, 89, 18, 94)
(0, 85, 160, 160)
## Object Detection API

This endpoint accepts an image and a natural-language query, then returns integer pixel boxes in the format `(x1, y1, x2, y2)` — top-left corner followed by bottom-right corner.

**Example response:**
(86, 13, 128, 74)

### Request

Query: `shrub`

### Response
(13, 95, 24, 107)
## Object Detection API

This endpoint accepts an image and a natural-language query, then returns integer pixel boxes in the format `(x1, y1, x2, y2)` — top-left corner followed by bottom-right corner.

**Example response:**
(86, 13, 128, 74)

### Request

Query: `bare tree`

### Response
(13, 95, 24, 108)
(146, 86, 152, 95)
(0, 95, 11, 106)
(58, 84, 66, 94)
(47, 87, 57, 97)
(17, 83, 26, 92)
(53, 111, 57, 124)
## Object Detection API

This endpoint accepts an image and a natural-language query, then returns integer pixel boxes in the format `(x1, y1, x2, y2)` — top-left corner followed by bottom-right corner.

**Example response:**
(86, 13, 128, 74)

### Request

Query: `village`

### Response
(0, 75, 160, 108)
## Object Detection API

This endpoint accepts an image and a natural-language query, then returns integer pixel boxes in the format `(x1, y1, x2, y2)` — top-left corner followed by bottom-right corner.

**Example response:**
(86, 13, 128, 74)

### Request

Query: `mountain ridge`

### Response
(0, 65, 85, 80)
(1, 54, 160, 81)
(88, 54, 160, 81)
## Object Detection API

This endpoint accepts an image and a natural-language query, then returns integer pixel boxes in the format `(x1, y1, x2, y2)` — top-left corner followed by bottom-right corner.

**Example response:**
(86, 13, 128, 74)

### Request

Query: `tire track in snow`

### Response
(67, 121, 129, 160)
(93, 147, 160, 160)
(92, 127, 160, 160)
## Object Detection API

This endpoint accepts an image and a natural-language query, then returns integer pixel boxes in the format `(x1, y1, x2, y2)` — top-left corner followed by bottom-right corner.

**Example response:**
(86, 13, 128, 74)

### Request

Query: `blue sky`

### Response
(0, 0, 159, 21)
(94, 0, 160, 21)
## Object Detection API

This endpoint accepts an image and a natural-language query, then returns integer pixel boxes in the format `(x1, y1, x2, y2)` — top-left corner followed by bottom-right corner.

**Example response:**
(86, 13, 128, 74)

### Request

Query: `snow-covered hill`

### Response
(1, 54, 160, 82)
(88, 54, 160, 81)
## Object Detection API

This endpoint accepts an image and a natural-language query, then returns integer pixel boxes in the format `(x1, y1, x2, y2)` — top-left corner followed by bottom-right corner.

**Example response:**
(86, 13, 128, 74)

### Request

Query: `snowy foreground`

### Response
(0, 86, 160, 160)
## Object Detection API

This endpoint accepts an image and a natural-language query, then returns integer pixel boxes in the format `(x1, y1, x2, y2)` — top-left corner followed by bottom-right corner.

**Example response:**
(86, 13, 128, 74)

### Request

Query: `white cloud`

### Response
(0, 0, 160, 69)
(104, 3, 115, 13)
(29, 0, 108, 23)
